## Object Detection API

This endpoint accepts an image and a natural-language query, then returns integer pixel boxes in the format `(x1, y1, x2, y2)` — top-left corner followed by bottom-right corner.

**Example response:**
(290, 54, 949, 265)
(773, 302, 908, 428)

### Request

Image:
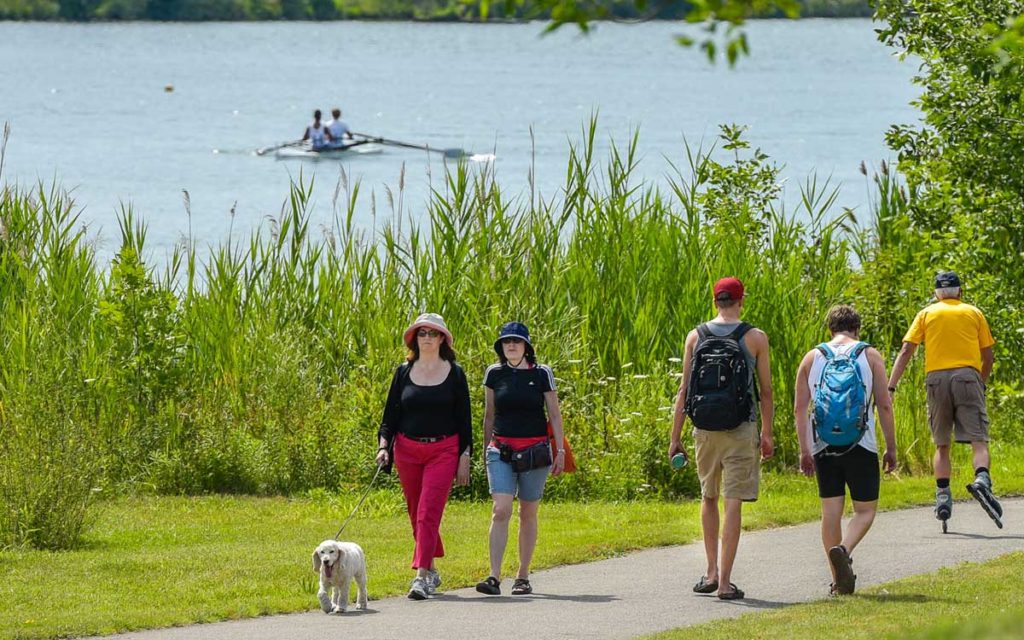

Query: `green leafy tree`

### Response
(98, 214, 184, 474)
(145, 0, 178, 18)
(58, 0, 101, 17)
(0, 0, 60, 18)
(95, 0, 148, 18)
(311, 0, 335, 16)
(280, 0, 309, 17)
(873, 0, 1024, 378)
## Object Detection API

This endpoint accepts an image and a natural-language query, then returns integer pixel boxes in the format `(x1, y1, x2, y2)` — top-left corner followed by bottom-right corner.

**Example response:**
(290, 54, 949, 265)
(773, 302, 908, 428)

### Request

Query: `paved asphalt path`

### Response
(92, 499, 1023, 640)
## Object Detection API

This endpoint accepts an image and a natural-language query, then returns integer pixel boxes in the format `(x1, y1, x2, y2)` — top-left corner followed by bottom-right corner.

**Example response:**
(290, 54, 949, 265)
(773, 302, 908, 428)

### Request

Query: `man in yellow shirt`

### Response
(887, 271, 1001, 529)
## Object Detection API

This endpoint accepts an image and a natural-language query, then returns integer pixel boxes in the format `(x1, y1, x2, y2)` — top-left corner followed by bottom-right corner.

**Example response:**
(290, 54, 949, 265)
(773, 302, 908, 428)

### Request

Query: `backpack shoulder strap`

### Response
(816, 343, 835, 360)
(850, 342, 871, 359)
(696, 323, 711, 342)
(729, 322, 753, 342)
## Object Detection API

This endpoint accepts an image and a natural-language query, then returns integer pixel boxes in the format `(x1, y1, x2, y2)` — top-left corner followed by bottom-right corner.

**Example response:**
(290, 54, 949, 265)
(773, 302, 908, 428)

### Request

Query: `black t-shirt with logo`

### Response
(484, 363, 556, 438)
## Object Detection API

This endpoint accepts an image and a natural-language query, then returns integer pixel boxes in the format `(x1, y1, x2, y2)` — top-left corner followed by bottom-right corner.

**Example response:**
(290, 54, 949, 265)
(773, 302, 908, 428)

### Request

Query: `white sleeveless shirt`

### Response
(307, 123, 327, 149)
(807, 339, 877, 454)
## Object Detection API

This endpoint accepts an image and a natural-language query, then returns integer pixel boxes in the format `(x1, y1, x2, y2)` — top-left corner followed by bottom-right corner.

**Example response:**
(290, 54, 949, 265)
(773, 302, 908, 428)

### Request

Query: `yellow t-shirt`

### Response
(903, 299, 995, 373)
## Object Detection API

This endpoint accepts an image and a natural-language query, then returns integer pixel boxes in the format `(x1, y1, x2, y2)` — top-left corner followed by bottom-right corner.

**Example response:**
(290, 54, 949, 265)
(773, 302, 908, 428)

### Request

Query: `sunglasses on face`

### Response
(501, 337, 524, 345)
(417, 329, 442, 338)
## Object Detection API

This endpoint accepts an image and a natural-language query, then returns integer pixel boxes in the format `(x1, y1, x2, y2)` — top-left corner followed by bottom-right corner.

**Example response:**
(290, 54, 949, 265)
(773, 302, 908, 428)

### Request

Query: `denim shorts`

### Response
(485, 446, 550, 502)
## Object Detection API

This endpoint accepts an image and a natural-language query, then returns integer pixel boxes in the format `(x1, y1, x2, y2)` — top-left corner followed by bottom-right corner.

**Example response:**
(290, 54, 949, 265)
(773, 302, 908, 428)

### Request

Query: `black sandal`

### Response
(511, 578, 533, 595)
(828, 545, 856, 595)
(718, 583, 744, 600)
(475, 576, 501, 595)
(693, 575, 719, 594)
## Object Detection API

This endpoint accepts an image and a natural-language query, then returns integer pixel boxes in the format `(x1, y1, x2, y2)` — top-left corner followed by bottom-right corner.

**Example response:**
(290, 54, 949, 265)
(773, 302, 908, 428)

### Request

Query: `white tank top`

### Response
(307, 123, 326, 148)
(807, 339, 877, 454)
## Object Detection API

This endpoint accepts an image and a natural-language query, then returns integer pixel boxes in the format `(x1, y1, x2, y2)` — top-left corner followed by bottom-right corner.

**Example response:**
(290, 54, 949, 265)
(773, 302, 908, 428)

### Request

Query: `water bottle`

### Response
(671, 452, 688, 470)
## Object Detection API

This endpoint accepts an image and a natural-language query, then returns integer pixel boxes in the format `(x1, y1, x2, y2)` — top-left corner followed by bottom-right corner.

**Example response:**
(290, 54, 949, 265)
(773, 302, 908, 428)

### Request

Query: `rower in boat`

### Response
(302, 110, 329, 151)
(325, 108, 354, 149)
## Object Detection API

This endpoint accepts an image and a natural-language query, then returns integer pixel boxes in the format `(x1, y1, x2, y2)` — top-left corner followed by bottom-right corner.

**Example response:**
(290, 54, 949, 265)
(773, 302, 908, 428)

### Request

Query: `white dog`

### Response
(312, 540, 368, 614)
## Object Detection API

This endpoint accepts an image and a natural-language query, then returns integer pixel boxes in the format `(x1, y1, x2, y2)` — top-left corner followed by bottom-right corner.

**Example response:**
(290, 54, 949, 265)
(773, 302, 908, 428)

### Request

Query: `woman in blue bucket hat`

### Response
(475, 321, 566, 596)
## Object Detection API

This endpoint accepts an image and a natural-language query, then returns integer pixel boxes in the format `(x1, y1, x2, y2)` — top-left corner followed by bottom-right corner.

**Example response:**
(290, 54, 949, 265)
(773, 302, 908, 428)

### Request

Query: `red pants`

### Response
(394, 433, 459, 569)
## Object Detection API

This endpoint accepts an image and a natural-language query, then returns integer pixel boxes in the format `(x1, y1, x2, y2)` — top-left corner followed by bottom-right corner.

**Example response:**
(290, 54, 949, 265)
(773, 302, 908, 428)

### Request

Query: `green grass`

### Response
(647, 552, 1024, 640)
(4, 447, 1024, 639)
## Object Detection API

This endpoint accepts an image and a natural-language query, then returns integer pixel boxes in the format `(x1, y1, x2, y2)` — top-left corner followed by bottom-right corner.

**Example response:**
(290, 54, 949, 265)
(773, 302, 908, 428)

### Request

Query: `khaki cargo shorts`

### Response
(694, 421, 760, 501)
(926, 367, 990, 445)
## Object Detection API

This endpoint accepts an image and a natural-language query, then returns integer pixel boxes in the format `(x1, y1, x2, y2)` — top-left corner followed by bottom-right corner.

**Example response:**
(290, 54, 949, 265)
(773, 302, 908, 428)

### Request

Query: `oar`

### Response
(352, 132, 468, 159)
(337, 139, 374, 151)
(255, 139, 304, 156)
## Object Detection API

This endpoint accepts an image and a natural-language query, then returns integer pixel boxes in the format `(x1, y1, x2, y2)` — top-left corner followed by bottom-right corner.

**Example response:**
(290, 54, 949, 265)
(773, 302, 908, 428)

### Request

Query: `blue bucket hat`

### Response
(493, 321, 533, 358)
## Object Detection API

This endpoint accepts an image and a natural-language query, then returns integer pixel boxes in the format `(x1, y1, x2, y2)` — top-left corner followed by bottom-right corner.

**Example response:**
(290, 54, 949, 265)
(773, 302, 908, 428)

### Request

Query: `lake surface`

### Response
(0, 19, 917, 257)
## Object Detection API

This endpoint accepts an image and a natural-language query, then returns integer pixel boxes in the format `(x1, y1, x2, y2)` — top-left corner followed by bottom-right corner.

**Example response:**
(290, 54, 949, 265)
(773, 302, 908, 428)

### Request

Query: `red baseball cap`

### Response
(713, 277, 745, 302)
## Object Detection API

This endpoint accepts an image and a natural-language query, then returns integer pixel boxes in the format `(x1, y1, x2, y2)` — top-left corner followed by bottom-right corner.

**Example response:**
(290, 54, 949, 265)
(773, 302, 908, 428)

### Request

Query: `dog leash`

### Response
(334, 464, 384, 540)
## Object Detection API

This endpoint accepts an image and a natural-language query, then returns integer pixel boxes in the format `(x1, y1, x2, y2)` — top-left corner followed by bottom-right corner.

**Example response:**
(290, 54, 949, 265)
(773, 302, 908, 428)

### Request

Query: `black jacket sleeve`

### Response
(378, 363, 407, 473)
(453, 363, 473, 457)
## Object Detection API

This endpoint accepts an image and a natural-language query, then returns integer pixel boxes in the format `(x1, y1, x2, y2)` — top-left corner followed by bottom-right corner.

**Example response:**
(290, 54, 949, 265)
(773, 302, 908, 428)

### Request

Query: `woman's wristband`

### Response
(377, 446, 388, 452)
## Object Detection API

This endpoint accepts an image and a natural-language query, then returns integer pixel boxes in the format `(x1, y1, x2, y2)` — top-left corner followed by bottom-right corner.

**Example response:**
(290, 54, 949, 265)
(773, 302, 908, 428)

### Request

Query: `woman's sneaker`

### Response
(426, 569, 442, 595)
(408, 577, 429, 600)
(475, 576, 501, 595)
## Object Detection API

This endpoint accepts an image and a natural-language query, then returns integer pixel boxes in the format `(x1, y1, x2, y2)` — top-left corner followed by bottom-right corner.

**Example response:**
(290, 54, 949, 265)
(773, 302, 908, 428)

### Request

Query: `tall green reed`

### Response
(0, 182, 103, 550)
(2, 119, 984, 548)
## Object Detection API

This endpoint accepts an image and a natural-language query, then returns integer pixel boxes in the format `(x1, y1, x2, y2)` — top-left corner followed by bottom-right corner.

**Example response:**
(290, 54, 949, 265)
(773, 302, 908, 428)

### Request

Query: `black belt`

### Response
(405, 433, 455, 444)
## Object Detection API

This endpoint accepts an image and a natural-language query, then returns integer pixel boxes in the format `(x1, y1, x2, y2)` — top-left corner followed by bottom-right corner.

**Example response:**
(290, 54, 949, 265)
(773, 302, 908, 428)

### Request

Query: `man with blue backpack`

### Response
(794, 304, 897, 596)
(669, 277, 774, 601)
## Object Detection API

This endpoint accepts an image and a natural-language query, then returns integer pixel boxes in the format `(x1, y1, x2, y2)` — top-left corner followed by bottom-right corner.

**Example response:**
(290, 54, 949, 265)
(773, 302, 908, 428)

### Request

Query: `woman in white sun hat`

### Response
(377, 312, 472, 601)
(475, 321, 565, 597)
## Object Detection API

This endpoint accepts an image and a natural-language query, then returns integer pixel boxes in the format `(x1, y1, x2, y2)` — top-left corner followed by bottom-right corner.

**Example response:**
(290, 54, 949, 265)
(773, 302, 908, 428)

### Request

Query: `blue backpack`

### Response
(812, 342, 871, 453)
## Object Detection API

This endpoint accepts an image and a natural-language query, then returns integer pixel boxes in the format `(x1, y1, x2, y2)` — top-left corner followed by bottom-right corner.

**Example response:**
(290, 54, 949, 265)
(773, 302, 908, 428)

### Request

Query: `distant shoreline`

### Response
(1, 1, 873, 23)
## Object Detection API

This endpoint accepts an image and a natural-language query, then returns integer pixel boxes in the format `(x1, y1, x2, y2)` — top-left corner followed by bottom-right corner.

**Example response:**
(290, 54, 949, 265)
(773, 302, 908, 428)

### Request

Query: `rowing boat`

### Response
(275, 142, 383, 159)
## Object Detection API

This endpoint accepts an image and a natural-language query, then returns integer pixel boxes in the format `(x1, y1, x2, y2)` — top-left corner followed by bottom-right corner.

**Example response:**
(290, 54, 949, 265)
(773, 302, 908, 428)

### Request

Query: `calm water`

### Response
(1, 20, 917, 257)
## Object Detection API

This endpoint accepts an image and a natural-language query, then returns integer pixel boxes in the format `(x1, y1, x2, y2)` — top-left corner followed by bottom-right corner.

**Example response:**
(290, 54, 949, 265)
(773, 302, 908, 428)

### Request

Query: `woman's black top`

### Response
(378, 361, 472, 473)
(483, 363, 556, 438)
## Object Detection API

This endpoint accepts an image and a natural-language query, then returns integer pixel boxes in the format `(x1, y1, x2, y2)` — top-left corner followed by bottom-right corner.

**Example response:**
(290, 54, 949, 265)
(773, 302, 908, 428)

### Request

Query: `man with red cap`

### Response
(669, 276, 774, 601)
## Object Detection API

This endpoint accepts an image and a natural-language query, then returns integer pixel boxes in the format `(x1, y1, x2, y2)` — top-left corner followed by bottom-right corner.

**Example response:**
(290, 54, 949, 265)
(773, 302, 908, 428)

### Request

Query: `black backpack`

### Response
(685, 322, 756, 431)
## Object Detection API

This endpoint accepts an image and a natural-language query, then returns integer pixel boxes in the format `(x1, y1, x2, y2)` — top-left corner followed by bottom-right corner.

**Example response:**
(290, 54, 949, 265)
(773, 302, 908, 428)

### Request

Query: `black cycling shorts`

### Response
(814, 445, 880, 502)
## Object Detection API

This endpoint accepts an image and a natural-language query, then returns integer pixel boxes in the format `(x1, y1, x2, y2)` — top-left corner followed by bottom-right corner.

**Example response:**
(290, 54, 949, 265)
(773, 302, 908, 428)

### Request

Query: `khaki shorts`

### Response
(694, 421, 760, 501)
(926, 367, 990, 445)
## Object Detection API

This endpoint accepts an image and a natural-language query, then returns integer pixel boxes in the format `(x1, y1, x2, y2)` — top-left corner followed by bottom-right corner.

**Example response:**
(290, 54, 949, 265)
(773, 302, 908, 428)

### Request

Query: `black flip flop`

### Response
(693, 576, 719, 594)
(718, 583, 744, 600)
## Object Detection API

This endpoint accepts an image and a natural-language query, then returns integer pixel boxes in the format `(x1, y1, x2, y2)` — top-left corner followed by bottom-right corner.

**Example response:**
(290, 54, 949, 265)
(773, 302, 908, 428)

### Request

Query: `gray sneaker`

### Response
(426, 569, 441, 595)
(408, 577, 429, 600)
